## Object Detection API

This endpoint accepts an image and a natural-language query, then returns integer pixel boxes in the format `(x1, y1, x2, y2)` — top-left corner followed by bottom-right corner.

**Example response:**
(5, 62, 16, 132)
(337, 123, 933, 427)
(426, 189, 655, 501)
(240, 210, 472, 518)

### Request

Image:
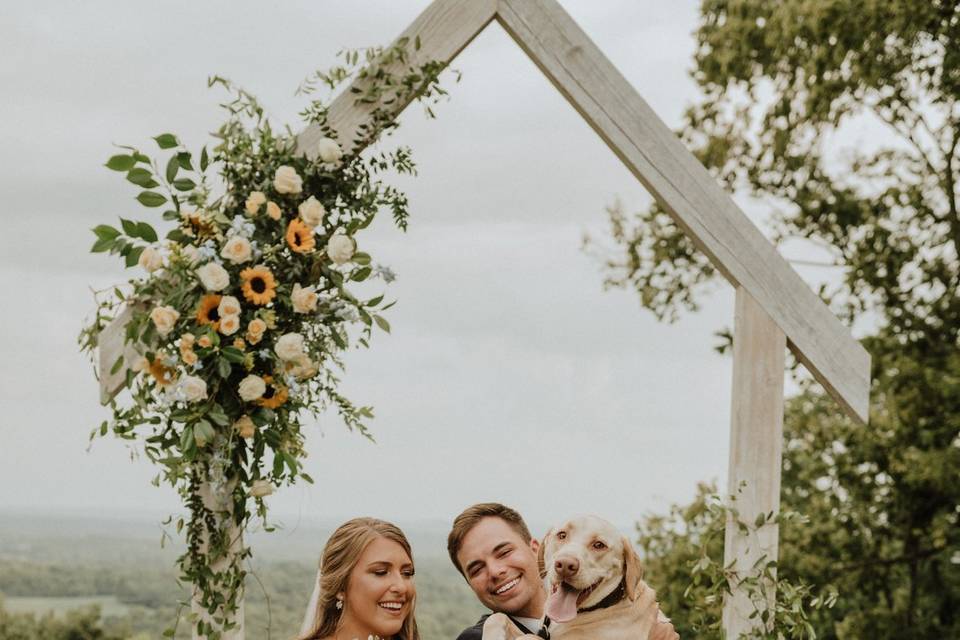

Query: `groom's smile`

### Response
(456, 516, 546, 618)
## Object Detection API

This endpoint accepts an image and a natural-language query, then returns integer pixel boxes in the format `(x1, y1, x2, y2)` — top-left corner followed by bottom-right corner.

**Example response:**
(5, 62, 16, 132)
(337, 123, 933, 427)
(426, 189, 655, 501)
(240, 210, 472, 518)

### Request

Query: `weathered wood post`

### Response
(722, 288, 786, 636)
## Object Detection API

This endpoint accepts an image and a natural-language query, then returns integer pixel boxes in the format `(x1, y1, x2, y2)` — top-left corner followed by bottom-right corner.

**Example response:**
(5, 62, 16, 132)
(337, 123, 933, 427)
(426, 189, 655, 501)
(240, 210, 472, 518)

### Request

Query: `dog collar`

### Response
(578, 578, 626, 613)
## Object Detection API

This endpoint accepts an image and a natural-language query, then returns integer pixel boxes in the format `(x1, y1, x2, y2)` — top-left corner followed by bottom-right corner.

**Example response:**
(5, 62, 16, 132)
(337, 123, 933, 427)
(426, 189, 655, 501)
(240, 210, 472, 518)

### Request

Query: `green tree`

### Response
(593, 1, 960, 637)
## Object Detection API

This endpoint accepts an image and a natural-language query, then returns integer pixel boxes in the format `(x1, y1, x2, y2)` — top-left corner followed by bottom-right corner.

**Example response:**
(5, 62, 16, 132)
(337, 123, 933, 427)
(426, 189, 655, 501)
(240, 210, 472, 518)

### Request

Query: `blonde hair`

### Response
(299, 517, 419, 640)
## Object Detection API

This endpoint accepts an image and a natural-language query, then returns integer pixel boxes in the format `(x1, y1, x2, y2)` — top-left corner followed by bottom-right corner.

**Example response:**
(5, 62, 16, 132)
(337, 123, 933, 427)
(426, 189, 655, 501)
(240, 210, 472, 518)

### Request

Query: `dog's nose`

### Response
(554, 556, 579, 579)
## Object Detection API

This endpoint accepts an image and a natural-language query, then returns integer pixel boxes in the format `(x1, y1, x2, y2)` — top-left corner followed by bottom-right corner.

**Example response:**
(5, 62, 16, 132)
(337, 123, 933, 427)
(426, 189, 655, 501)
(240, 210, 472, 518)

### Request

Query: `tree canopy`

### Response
(595, 1, 960, 637)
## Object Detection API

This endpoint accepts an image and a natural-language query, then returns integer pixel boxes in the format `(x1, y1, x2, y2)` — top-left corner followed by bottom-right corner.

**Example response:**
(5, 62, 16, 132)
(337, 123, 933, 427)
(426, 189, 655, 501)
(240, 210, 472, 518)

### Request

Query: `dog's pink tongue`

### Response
(545, 583, 580, 623)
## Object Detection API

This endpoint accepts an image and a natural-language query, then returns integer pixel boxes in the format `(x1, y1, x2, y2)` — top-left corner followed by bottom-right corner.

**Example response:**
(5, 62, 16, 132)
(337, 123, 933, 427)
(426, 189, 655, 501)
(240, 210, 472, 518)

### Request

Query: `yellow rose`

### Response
(245, 191, 266, 216)
(266, 201, 282, 220)
(197, 335, 212, 349)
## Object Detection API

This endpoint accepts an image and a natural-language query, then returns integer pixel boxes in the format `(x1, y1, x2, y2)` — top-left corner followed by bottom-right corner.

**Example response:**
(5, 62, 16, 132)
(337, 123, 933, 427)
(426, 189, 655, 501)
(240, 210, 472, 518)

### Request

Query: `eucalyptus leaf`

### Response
(154, 133, 178, 149)
(106, 154, 136, 171)
(137, 191, 168, 207)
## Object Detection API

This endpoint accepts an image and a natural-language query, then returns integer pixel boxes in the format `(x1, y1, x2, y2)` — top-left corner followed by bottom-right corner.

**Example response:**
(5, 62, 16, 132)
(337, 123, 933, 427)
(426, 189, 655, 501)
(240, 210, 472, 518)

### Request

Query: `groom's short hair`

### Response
(447, 502, 533, 575)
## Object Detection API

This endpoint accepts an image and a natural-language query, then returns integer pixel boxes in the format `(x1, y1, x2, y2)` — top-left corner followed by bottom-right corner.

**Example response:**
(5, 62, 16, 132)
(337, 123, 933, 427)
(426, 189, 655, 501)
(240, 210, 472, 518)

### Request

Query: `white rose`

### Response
(218, 295, 242, 318)
(180, 375, 208, 402)
(326, 234, 355, 265)
(196, 262, 230, 291)
(219, 314, 240, 336)
(238, 374, 266, 401)
(316, 137, 343, 163)
(273, 165, 302, 195)
(220, 236, 252, 264)
(249, 479, 273, 498)
(297, 196, 325, 228)
(149, 306, 180, 336)
(291, 283, 318, 314)
(180, 245, 200, 264)
(138, 246, 163, 272)
(274, 332, 306, 361)
(245, 191, 266, 216)
(233, 415, 256, 439)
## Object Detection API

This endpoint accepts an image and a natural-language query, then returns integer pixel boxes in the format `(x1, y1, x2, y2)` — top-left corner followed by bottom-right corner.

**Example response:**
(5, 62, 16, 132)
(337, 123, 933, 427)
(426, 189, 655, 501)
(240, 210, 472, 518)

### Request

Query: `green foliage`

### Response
(589, 1, 960, 637)
(78, 40, 455, 639)
(0, 597, 128, 640)
(638, 484, 837, 639)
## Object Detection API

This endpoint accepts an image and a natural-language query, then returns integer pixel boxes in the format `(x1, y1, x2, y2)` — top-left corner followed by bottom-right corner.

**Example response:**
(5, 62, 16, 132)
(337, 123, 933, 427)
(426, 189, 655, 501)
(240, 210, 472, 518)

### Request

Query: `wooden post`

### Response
(723, 287, 786, 637)
(190, 480, 245, 640)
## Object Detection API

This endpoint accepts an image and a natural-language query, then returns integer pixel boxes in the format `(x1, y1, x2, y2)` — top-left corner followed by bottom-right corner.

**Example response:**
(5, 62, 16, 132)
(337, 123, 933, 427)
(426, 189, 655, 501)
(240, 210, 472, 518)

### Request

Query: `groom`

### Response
(447, 502, 679, 640)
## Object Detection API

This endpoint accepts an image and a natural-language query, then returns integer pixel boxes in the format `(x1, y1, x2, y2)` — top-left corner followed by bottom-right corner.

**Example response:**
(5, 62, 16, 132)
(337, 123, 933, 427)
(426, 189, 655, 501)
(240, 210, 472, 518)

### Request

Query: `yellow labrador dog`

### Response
(482, 515, 677, 640)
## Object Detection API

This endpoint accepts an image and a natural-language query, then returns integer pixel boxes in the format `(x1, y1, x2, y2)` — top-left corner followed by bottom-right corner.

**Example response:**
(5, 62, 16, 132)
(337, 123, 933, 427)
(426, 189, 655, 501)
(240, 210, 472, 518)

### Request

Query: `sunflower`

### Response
(257, 375, 288, 409)
(195, 294, 223, 330)
(240, 265, 277, 305)
(285, 218, 316, 254)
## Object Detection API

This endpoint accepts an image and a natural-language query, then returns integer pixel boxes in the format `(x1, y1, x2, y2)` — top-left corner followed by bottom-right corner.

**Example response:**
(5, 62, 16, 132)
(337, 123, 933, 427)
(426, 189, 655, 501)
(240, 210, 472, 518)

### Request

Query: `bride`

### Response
(298, 517, 420, 640)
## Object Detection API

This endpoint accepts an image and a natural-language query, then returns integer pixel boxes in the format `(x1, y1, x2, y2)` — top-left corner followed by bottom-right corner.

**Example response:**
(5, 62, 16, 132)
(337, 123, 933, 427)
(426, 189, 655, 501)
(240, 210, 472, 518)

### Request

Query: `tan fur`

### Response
(482, 516, 676, 640)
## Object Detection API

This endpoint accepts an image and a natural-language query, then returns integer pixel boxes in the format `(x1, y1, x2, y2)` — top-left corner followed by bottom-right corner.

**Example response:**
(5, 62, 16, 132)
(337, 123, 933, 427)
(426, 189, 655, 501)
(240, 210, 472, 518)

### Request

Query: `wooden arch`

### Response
(98, 1, 871, 636)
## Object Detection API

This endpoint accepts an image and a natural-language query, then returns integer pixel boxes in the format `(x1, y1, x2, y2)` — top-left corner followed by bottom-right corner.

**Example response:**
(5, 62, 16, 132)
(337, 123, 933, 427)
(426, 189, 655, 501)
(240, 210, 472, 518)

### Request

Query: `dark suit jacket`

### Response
(456, 614, 543, 640)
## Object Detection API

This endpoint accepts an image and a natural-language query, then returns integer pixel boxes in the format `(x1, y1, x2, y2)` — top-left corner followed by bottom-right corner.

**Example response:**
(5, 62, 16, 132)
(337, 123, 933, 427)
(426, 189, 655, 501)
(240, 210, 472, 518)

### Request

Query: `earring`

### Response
(335, 598, 343, 611)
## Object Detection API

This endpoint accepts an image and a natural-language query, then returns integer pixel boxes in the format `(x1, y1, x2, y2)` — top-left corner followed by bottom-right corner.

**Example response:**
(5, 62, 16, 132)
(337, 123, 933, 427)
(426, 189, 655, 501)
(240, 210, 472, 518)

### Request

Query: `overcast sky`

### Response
(0, 0, 871, 541)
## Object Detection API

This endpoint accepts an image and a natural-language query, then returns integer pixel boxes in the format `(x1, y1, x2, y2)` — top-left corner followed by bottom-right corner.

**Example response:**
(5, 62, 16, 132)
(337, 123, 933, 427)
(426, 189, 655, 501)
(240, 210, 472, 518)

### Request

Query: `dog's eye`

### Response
(556, 531, 567, 540)
(592, 541, 607, 550)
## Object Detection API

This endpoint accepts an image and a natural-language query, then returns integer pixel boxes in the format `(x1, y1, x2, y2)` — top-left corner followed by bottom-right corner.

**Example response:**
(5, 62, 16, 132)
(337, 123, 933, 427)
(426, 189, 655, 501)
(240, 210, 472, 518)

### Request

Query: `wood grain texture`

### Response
(496, 0, 870, 423)
(722, 288, 786, 637)
(295, 0, 497, 157)
(98, 305, 141, 405)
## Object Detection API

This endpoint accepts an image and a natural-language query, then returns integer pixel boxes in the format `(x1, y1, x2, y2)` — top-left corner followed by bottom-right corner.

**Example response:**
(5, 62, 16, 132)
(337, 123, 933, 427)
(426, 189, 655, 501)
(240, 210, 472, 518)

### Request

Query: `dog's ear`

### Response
(622, 536, 644, 601)
(537, 528, 552, 579)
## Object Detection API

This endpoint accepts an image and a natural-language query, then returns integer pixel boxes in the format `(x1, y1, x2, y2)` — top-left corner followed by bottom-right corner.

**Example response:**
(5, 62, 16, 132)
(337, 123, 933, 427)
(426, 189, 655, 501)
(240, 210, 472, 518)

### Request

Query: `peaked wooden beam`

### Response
(296, 0, 497, 157)
(495, 0, 869, 423)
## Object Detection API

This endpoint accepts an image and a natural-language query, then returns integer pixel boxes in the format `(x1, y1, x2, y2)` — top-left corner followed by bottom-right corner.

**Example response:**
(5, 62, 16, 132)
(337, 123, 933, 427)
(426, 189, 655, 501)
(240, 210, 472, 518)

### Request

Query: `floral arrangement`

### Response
(79, 41, 449, 638)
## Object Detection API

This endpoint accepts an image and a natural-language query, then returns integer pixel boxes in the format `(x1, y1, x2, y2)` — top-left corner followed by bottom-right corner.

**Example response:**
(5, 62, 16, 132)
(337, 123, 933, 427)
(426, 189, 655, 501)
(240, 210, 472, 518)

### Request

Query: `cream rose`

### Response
(138, 246, 163, 272)
(246, 318, 267, 345)
(180, 244, 200, 264)
(291, 283, 318, 314)
(266, 201, 282, 220)
(233, 415, 256, 439)
(150, 306, 180, 336)
(326, 234, 355, 265)
(219, 314, 240, 336)
(297, 196, 325, 228)
(316, 137, 343, 163)
(218, 296, 242, 318)
(245, 191, 266, 216)
(249, 479, 273, 498)
(220, 236, 252, 264)
(196, 262, 229, 291)
(238, 374, 266, 401)
(180, 375, 208, 402)
(273, 166, 302, 195)
(275, 333, 306, 361)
